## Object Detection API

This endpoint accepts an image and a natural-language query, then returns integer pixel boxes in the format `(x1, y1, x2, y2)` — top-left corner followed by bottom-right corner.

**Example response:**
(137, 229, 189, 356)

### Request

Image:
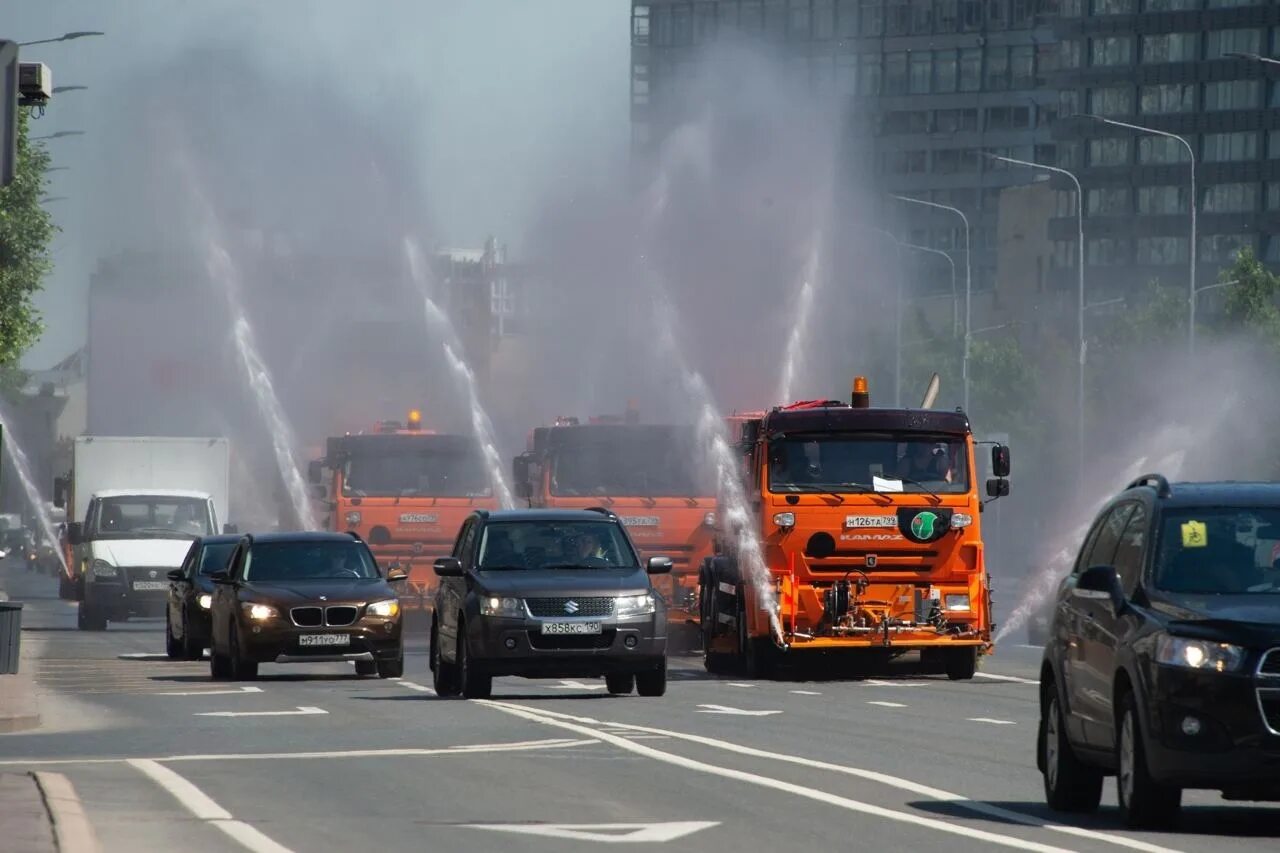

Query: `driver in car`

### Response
(570, 531, 609, 566)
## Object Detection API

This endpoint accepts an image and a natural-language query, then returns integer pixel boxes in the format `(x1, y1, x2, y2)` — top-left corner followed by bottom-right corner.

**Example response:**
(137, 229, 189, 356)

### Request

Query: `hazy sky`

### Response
(10, 1, 630, 367)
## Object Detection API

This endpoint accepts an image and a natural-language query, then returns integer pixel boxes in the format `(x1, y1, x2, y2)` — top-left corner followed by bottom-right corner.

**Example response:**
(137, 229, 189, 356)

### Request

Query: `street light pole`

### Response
(1080, 114, 1197, 355)
(17, 32, 105, 47)
(899, 240, 959, 338)
(1224, 52, 1280, 68)
(891, 195, 972, 412)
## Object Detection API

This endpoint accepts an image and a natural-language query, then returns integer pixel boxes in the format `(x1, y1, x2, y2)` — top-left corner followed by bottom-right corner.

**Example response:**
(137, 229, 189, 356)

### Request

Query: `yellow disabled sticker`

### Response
(1181, 520, 1208, 548)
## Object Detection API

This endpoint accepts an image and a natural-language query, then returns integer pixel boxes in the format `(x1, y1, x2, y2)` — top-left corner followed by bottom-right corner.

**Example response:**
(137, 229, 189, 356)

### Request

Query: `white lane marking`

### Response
(968, 718, 1017, 726)
(129, 758, 291, 853)
(725, 682, 755, 688)
(695, 704, 782, 717)
(464, 821, 719, 843)
(549, 679, 608, 691)
(501, 705, 1179, 853)
(395, 680, 436, 694)
(194, 706, 326, 718)
(863, 679, 927, 687)
(480, 701, 1073, 853)
(790, 690, 822, 695)
(975, 672, 1038, 685)
(867, 701, 907, 708)
(116, 653, 172, 660)
(1014, 644, 1043, 650)
(157, 686, 263, 696)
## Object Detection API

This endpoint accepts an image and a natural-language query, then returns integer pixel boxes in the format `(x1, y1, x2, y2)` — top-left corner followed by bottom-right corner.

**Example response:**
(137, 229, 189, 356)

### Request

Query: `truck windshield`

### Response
(91, 496, 212, 538)
(1155, 507, 1280, 595)
(768, 434, 970, 495)
(549, 429, 712, 498)
(343, 449, 491, 498)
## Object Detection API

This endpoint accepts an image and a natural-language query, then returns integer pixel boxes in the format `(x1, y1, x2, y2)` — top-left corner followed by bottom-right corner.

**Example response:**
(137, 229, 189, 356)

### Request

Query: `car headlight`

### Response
(367, 599, 400, 619)
(615, 593, 656, 617)
(944, 593, 970, 611)
(197, 594, 213, 610)
(480, 596, 525, 617)
(91, 559, 118, 578)
(1155, 635, 1245, 673)
(344, 511, 362, 526)
(242, 603, 278, 621)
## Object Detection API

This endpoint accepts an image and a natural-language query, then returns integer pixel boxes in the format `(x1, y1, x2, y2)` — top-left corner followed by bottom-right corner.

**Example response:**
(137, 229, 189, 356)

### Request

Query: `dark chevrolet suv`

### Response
(430, 508, 671, 699)
(1038, 475, 1280, 828)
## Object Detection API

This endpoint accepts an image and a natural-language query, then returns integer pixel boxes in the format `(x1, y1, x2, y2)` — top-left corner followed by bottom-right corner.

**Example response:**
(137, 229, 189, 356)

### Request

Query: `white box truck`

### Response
(53, 437, 233, 630)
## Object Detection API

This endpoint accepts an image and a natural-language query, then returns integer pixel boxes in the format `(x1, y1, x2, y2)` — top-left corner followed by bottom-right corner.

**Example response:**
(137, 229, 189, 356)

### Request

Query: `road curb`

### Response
(34, 772, 101, 853)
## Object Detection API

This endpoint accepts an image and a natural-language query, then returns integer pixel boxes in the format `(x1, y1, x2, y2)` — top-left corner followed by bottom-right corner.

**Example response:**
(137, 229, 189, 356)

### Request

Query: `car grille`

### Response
(291, 607, 323, 627)
(527, 629, 616, 650)
(325, 606, 358, 627)
(525, 597, 614, 618)
(1259, 648, 1280, 677)
(1259, 690, 1280, 736)
(1256, 649, 1280, 736)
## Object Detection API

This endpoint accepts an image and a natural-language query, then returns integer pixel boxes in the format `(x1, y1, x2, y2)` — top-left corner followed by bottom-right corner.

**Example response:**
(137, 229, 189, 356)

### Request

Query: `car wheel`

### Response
(181, 613, 203, 661)
(945, 648, 978, 681)
(1117, 692, 1180, 829)
(229, 624, 258, 681)
(377, 656, 405, 679)
(165, 611, 182, 659)
(210, 637, 232, 680)
(430, 623, 459, 697)
(77, 601, 106, 631)
(605, 673, 635, 695)
(636, 660, 668, 697)
(354, 660, 378, 677)
(1041, 686, 1103, 813)
(457, 627, 491, 700)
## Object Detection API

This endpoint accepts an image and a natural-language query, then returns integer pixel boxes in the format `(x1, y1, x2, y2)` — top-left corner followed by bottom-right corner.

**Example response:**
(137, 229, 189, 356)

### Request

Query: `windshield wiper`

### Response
(890, 476, 942, 503)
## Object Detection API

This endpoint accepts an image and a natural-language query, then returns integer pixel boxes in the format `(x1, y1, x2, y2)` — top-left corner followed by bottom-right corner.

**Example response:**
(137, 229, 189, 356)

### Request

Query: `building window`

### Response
(1137, 185, 1190, 214)
(787, 0, 812, 39)
(985, 46, 1010, 91)
(1202, 183, 1259, 213)
(1089, 86, 1134, 116)
(1141, 33, 1198, 64)
(987, 0, 1009, 30)
(961, 0, 983, 30)
(885, 52, 908, 95)
(1204, 80, 1261, 111)
(1010, 45, 1035, 88)
(1052, 240, 1078, 270)
(836, 0, 860, 36)
(741, 0, 764, 31)
(1090, 0, 1133, 13)
(1203, 132, 1258, 162)
(985, 105, 1031, 130)
(1088, 137, 1130, 166)
(1086, 187, 1131, 215)
(813, 0, 837, 38)
(693, 3, 717, 42)
(936, 107, 978, 132)
(1059, 0, 1083, 15)
(1140, 83, 1195, 114)
(1091, 36, 1133, 67)
(959, 47, 982, 92)
(1054, 189, 1075, 217)
(887, 0, 912, 34)
(1087, 238, 1131, 266)
(860, 0, 884, 36)
(1010, 0, 1032, 27)
(1206, 29, 1264, 59)
(1267, 183, 1280, 210)
(632, 6, 651, 45)
(860, 53, 882, 95)
(1206, 0, 1263, 9)
(935, 0, 960, 31)
(1142, 0, 1198, 8)
(1199, 234, 1255, 263)
(1265, 237, 1280, 264)
(935, 49, 958, 93)
(1135, 237, 1189, 265)
(1059, 40, 1082, 69)
(1138, 136, 1192, 164)
(1270, 130, 1280, 158)
(908, 51, 932, 94)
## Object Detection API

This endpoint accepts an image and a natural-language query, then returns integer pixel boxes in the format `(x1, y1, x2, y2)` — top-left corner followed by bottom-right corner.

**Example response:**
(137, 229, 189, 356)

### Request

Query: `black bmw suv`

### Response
(430, 508, 671, 699)
(1038, 475, 1280, 828)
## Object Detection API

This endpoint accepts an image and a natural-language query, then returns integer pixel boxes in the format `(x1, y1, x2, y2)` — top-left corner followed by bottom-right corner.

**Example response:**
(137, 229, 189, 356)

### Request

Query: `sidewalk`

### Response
(0, 772, 99, 853)
(0, 561, 41, 733)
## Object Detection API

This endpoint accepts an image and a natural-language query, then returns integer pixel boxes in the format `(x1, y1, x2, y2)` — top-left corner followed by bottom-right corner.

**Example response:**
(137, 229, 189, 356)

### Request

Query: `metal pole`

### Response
(894, 243, 902, 408)
(900, 241, 958, 338)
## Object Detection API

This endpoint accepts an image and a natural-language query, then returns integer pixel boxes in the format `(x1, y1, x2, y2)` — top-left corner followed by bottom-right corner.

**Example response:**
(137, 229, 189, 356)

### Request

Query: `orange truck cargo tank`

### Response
(311, 414, 498, 614)
(512, 419, 716, 640)
(700, 378, 1011, 680)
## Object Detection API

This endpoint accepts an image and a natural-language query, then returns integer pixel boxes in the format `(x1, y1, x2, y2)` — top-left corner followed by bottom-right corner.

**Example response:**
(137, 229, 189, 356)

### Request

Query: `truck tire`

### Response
(945, 648, 978, 680)
(77, 601, 106, 631)
(738, 597, 775, 679)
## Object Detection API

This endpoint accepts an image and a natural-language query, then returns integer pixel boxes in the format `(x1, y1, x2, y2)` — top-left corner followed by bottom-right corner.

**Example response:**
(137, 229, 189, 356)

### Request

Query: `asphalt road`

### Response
(1, 562, 1276, 853)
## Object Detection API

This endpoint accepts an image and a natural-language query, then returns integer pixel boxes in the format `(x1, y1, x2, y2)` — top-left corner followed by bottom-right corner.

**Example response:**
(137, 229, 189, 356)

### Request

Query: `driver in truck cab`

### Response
(897, 442, 953, 483)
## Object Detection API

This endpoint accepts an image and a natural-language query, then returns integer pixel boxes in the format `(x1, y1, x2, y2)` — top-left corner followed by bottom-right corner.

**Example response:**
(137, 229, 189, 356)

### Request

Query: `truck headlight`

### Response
(1155, 635, 1245, 673)
(367, 599, 400, 619)
(480, 596, 524, 617)
(772, 512, 796, 530)
(950, 513, 973, 529)
(242, 603, 278, 621)
(197, 594, 213, 610)
(344, 511, 362, 526)
(91, 559, 118, 578)
(615, 593, 656, 617)
(703, 512, 716, 527)
(944, 593, 971, 611)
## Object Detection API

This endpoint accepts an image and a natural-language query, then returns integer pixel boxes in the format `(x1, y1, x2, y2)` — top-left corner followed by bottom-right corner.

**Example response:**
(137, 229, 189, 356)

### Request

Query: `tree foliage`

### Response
(1216, 245, 1280, 351)
(0, 110, 56, 367)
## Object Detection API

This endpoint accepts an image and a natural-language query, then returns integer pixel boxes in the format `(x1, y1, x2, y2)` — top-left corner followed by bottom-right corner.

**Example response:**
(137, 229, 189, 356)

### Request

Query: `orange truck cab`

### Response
(310, 411, 498, 614)
(512, 413, 716, 641)
(701, 378, 1011, 679)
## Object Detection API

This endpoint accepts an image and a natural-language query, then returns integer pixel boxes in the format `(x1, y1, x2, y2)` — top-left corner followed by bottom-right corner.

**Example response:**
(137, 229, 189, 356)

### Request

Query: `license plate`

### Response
(540, 622, 603, 635)
(298, 634, 350, 647)
(132, 581, 166, 591)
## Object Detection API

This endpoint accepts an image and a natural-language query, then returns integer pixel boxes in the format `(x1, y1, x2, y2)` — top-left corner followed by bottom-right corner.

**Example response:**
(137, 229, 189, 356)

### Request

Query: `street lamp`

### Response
(51, 85, 89, 94)
(17, 32, 104, 47)
(1078, 114, 1197, 355)
(40, 196, 67, 203)
(899, 240, 959, 338)
(1223, 52, 1280, 68)
(891, 195, 972, 413)
(31, 130, 85, 140)
(984, 151, 1086, 499)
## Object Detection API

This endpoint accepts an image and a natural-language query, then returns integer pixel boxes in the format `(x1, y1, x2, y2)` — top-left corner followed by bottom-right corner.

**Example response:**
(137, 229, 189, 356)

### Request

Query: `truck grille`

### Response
(526, 597, 614, 618)
(527, 629, 616, 650)
(1259, 649, 1280, 678)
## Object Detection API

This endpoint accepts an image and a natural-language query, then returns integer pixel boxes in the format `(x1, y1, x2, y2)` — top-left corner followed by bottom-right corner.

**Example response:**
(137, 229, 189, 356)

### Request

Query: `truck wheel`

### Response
(430, 623, 459, 696)
(1041, 686, 1103, 813)
(58, 574, 76, 600)
(77, 601, 106, 631)
(1117, 692, 1180, 829)
(605, 673, 635, 695)
(354, 660, 378, 677)
(457, 628, 491, 700)
(945, 648, 978, 680)
(635, 661, 667, 697)
(738, 598, 774, 679)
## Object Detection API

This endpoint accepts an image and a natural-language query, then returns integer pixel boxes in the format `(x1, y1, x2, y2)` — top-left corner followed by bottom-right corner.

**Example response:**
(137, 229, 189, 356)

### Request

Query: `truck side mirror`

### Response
(66, 522, 83, 546)
(307, 459, 324, 485)
(512, 455, 532, 499)
(986, 478, 1011, 499)
(309, 484, 327, 501)
(53, 476, 68, 510)
(991, 445, 1011, 478)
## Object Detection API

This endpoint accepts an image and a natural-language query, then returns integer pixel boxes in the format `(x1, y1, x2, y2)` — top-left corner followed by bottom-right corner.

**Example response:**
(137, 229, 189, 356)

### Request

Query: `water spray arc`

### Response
(0, 406, 68, 574)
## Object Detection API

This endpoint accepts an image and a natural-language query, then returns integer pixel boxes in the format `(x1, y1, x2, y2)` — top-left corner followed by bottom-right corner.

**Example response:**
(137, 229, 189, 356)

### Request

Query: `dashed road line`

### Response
(194, 706, 326, 718)
(395, 680, 436, 695)
(789, 690, 822, 695)
(968, 718, 1017, 726)
(696, 704, 782, 717)
(158, 686, 263, 696)
(867, 701, 907, 708)
(725, 682, 755, 688)
(974, 672, 1038, 685)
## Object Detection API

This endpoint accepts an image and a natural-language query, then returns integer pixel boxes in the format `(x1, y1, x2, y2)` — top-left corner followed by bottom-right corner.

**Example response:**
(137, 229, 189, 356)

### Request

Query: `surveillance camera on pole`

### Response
(18, 61, 52, 107)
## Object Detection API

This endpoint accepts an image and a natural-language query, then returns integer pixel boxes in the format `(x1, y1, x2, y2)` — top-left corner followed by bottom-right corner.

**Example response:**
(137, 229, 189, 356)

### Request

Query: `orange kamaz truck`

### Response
(700, 377, 1010, 679)
(310, 411, 498, 614)
(512, 411, 716, 642)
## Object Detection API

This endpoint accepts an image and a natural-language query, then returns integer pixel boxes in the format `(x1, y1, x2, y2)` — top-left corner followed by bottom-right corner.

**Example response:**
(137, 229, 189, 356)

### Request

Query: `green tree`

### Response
(1216, 245, 1280, 351)
(0, 110, 56, 368)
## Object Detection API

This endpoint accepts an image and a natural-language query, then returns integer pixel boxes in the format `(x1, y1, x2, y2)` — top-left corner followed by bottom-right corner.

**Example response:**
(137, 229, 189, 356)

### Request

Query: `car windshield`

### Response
(198, 542, 237, 576)
(768, 434, 970, 494)
(243, 541, 380, 582)
(477, 521, 639, 570)
(91, 496, 212, 538)
(343, 446, 491, 498)
(549, 427, 712, 498)
(1155, 507, 1280, 595)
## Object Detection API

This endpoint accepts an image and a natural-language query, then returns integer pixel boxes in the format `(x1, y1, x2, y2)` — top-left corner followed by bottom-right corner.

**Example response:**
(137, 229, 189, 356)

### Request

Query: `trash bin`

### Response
(0, 602, 22, 675)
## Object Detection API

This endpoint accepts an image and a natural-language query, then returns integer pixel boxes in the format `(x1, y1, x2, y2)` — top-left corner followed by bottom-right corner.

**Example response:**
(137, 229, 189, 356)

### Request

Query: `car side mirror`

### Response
(166, 569, 184, 582)
(1074, 564, 1124, 611)
(209, 570, 232, 584)
(66, 522, 83, 546)
(386, 567, 408, 582)
(991, 444, 1011, 478)
(647, 556, 674, 575)
(433, 556, 463, 577)
(986, 478, 1010, 499)
(223, 523, 238, 535)
(308, 459, 324, 485)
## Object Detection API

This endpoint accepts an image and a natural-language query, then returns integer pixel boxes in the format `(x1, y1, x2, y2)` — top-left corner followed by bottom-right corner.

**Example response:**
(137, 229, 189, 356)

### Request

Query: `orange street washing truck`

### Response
(512, 409, 716, 644)
(700, 377, 1010, 679)
(310, 411, 498, 615)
